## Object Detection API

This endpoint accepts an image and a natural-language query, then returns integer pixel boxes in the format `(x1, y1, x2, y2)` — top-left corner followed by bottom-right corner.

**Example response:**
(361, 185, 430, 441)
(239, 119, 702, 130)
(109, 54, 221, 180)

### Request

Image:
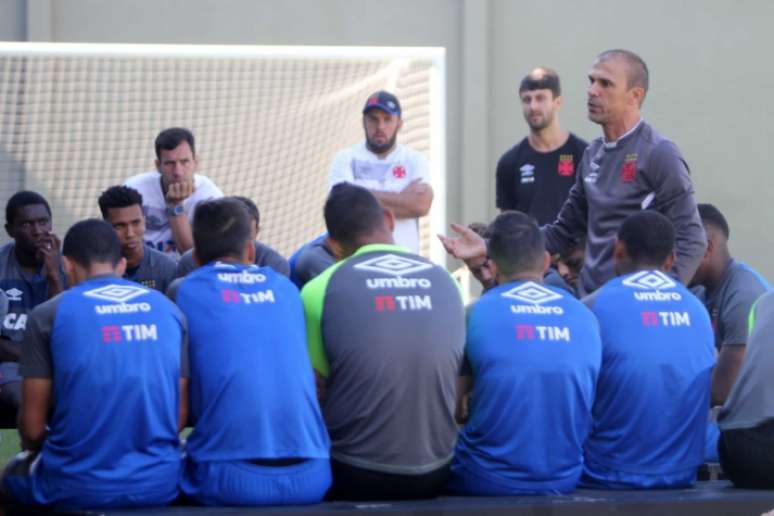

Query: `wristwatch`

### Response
(165, 204, 184, 217)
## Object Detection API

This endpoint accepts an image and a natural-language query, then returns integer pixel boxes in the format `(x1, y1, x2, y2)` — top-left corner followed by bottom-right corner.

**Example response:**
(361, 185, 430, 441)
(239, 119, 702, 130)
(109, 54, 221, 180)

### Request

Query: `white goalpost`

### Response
(0, 42, 446, 263)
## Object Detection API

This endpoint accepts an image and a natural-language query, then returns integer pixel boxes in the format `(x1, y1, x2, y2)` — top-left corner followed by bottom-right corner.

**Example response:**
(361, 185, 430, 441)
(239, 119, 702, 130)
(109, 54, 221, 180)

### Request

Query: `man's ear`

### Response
(244, 239, 256, 264)
(541, 251, 551, 275)
(115, 257, 127, 277)
(327, 238, 346, 261)
(396, 118, 404, 133)
(629, 86, 645, 107)
(4, 223, 13, 240)
(383, 208, 396, 233)
(192, 249, 202, 267)
(155, 159, 161, 173)
(613, 238, 627, 263)
(662, 251, 676, 273)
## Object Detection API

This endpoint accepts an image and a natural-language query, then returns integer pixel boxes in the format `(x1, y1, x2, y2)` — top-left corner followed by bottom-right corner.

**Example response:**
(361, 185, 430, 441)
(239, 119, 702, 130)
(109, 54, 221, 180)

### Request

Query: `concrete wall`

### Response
(1, 0, 772, 280)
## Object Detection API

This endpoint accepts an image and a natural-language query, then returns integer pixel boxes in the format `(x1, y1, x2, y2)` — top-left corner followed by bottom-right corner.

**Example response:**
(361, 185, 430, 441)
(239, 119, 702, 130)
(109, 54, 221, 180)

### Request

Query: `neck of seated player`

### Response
(63, 257, 126, 287)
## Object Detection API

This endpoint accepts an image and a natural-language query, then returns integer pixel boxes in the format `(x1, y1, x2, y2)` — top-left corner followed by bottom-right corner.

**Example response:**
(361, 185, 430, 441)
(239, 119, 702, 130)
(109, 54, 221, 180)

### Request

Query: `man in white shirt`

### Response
(328, 91, 433, 254)
(125, 127, 223, 257)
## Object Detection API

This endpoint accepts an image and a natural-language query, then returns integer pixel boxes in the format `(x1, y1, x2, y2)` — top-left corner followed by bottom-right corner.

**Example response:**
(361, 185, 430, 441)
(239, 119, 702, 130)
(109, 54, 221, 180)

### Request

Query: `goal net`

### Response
(0, 43, 446, 261)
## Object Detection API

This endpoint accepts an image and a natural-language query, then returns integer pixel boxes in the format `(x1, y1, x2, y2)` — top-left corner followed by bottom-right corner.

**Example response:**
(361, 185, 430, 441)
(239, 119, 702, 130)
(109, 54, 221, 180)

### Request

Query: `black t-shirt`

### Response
(495, 133, 587, 225)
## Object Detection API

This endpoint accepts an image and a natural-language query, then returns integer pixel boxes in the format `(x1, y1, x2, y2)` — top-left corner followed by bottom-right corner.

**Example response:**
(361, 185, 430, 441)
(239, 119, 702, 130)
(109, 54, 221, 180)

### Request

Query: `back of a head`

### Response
(231, 196, 260, 227)
(597, 49, 649, 98)
(324, 182, 386, 249)
(697, 203, 730, 240)
(617, 211, 674, 268)
(5, 190, 51, 225)
(519, 67, 561, 98)
(193, 198, 251, 264)
(63, 219, 122, 267)
(487, 211, 545, 278)
(154, 127, 195, 159)
(98, 185, 144, 219)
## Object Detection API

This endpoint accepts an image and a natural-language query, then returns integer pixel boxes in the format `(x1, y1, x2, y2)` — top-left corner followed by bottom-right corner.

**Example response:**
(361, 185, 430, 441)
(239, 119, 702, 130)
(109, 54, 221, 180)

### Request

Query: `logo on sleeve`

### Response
(84, 284, 152, 314)
(4, 288, 22, 302)
(622, 271, 682, 301)
(502, 281, 564, 315)
(519, 164, 535, 184)
(558, 155, 575, 176)
(620, 153, 638, 182)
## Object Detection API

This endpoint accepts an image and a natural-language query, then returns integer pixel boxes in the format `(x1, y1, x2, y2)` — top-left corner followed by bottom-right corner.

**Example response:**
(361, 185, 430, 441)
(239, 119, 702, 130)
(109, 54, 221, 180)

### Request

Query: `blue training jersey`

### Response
(584, 270, 715, 488)
(176, 262, 330, 462)
(34, 277, 185, 507)
(452, 281, 602, 494)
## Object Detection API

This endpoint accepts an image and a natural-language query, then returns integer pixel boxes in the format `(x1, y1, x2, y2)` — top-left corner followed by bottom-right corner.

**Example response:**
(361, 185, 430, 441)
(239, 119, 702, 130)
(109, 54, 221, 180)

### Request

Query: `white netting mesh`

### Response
(0, 45, 442, 258)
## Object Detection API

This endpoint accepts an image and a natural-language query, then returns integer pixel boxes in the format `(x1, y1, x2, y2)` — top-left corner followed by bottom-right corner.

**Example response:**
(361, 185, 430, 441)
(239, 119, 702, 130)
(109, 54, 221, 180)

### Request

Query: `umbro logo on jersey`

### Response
(84, 284, 149, 303)
(622, 271, 676, 290)
(623, 271, 682, 301)
(520, 164, 535, 184)
(4, 288, 22, 302)
(502, 281, 562, 305)
(355, 254, 433, 277)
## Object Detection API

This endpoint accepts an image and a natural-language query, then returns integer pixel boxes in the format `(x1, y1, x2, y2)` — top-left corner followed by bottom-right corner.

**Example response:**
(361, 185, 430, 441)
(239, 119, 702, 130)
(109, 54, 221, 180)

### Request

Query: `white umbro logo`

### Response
(622, 271, 676, 290)
(83, 284, 149, 303)
(354, 254, 433, 276)
(5, 288, 22, 302)
(501, 281, 562, 305)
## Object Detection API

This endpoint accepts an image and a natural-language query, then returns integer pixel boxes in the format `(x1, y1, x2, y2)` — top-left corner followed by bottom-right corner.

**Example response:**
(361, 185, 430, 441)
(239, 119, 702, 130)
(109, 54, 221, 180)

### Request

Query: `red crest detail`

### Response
(621, 160, 637, 182)
(558, 159, 575, 176)
(367, 96, 379, 106)
(392, 166, 406, 178)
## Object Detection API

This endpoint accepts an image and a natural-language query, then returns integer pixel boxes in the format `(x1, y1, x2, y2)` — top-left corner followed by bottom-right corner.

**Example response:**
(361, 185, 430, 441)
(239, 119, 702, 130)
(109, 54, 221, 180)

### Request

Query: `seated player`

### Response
(448, 211, 601, 495)
(0, 191, 65, 412)
(690, 203, 771, 406)
(288, 233, 335, 289)
(302, 183, 464, 500)
(174, 196, 289, 278)
(174, 198, 330, 507)
(717, 290, 774, 488)
(582, 211, 715, 489)
(555, 236, 585, 296)
(98, 185, 177, 293)
(2, 219, 187, 509)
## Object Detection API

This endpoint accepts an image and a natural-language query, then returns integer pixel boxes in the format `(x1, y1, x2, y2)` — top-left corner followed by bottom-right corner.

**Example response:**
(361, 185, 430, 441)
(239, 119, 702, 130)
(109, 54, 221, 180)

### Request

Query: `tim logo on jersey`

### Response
(355, 254, 434, 312)
(84, 284, 152, 315)
(622, 271, 682, 301)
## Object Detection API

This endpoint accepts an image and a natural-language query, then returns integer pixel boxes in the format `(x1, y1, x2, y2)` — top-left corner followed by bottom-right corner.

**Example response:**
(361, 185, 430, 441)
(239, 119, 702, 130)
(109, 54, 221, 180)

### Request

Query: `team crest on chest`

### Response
(557, 154, 575, 176)
(621, 153, 638, 182)
(392, 165, 406, 178)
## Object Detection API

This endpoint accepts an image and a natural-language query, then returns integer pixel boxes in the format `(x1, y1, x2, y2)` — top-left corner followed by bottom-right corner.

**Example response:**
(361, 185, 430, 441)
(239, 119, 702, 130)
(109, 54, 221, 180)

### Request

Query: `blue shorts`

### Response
(580, 459, 697, 490)
(181, 458, 331, 507)
(447, 459, 576, 496)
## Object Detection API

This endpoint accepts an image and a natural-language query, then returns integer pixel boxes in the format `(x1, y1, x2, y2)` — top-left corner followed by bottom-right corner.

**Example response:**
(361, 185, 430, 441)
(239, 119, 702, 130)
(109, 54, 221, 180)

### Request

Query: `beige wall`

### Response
(2, 0, 773, 279)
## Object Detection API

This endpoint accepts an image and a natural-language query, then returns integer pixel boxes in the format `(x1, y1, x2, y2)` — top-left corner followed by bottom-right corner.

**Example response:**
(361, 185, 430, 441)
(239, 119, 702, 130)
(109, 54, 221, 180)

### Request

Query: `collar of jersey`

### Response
(603, 118, 644, 149)
(352, 243, 412, 257)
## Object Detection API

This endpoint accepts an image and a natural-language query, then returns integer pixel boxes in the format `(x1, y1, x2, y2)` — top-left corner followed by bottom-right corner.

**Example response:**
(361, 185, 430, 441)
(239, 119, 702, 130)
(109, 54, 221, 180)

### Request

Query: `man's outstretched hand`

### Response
(437, 223, 487, 264)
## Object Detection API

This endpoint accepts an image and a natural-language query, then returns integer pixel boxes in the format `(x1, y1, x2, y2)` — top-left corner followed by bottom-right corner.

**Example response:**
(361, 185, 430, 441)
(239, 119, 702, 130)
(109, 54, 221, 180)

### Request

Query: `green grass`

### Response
(0, 429, 20, 463)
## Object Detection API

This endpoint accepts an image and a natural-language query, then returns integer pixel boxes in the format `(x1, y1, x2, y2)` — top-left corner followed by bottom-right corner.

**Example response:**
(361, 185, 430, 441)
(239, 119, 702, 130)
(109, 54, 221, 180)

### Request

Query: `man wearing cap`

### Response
(328, 91, 433, 254)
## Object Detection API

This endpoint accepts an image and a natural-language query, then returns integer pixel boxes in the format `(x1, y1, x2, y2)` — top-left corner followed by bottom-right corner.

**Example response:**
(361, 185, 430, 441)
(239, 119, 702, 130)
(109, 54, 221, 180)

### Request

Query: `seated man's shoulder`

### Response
(254, 242, 290, 277)
(124, 170, 159, 188)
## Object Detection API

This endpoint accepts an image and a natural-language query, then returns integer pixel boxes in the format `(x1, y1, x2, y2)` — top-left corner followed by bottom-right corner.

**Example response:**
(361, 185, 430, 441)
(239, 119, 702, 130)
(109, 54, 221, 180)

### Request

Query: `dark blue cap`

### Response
(362, 91, 401, 117)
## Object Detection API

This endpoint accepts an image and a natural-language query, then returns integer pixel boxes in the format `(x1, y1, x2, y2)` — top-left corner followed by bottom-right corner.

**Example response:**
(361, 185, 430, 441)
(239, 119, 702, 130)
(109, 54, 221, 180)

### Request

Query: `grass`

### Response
(0, 429, 20, 463)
